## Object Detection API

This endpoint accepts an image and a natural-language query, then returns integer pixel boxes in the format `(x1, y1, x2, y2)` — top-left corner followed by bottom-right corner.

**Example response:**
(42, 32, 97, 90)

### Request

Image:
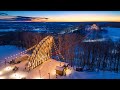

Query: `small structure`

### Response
(55, 62, 69, 76)
(91, 24, 99, 30)
(85, 24, 99, 31)
(13, 66, 19, 72)
(76, 67, 83, 72)
(55, 66, 65, 76)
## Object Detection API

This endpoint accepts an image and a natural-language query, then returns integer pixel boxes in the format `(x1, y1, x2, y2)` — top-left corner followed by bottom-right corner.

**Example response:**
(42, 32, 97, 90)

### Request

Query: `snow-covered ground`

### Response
(83, 38, 106, 42)
(58, 70, 120, 79)
(83, 27, 120, 42)
(0, 45, 25, 61)
(103, 27, 120, 41)
(0, 58, 120, 79)
(0, 59, 64, 79)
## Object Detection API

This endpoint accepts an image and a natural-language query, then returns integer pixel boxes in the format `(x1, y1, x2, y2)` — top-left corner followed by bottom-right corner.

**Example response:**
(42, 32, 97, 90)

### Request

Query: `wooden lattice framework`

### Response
(27, 36, 54, 70)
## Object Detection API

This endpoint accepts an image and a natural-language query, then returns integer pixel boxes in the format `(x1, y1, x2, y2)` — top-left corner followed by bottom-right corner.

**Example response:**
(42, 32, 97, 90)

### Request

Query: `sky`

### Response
(0, 11, 120, 22)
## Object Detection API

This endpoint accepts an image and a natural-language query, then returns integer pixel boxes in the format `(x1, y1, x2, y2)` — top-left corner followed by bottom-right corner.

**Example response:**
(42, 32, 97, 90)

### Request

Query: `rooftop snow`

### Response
(56, 66, 64, 71)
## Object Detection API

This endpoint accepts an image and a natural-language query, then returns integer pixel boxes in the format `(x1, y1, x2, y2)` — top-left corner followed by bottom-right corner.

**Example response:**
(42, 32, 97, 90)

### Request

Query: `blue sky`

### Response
(0, 11, 120, 22)
(1, 11, 120, 16)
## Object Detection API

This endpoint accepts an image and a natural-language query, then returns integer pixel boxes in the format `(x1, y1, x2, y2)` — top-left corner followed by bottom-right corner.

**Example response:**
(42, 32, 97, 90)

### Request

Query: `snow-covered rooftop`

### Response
(56, 66, 64, 71)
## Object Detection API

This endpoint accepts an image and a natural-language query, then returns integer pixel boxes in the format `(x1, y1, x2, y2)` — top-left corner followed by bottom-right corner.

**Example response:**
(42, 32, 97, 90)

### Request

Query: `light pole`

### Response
(60, 62, 61, 66)
(48, 73, 50, 79)
(39, 70, 41, 78)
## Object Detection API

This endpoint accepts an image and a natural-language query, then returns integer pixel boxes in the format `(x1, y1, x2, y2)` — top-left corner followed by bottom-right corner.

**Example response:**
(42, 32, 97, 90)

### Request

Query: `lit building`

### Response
(91, 24, 99, 30)
(85, 24, 99, 31)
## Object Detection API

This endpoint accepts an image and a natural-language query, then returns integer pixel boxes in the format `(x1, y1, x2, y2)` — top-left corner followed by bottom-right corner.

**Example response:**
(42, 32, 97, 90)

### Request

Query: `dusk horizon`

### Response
(1, 11, 120, 22)
(0, 11, 120, 79)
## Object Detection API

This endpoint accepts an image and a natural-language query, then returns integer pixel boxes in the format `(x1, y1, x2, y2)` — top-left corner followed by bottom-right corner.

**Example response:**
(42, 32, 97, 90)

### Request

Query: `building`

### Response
(91, 24, 99, 30)
(55, 66, 66, 76)
(55, 62, 69, 76)
(85, 24, 99, 31)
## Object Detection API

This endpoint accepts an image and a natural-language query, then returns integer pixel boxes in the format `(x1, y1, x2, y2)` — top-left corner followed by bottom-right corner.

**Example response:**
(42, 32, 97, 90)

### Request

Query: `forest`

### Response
(57, 33, 120, 73)
(0, 30, 120, 72)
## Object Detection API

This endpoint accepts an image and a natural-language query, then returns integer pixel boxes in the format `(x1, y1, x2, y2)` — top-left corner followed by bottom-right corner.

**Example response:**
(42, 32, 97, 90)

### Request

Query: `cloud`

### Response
(0, 15, 49, 22)
(12, 16, 35, 21)
(41, 18, 48, 19)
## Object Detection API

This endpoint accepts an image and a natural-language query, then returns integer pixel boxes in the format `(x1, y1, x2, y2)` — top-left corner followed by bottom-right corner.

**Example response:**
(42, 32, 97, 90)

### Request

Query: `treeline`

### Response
(0, 31, 48, 48)
(1, 31, 120, 72)
(54, 33, 84, 66)
(57, 34, 120, 72)
(80, 40, 120, 72)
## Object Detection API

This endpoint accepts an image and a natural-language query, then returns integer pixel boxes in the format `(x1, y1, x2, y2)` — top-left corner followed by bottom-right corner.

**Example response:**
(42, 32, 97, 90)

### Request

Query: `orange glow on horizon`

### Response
(1, 13, 120, 22)
(31, 18, 48, 22)
(46, 14, 120, 22)
(40, 14, 120, 22)
(9, 14, 120, 22)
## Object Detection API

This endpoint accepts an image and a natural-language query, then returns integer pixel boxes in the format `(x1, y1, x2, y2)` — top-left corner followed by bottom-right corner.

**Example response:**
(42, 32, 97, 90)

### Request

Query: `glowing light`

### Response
(51, 70, 56, 75)
(0, 71, 3, 75)
(0, 66, 14, 75)
(4, 66, 14, 72)
(10, 73, 20, 79)
(10, 72, 26, 79)
(0, 76, 6, 79)
(66, 69, 72, 76)
(33, 77, 43, 79)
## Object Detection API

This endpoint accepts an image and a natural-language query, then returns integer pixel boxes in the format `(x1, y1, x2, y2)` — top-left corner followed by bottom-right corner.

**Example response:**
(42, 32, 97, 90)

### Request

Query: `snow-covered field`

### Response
(58, 70, 120, 79)
(103, 27, 120, 41)
(0, 59, 120, 79)
(0, 45, 25, 61)
(0, 59, 65, 79)
(83, 38, 106, 42)
(83, 27, 120, 42)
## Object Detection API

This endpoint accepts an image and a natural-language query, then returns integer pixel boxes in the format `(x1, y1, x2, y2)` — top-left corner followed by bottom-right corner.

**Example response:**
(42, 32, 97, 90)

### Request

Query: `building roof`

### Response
(56, 66, 64, 71)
